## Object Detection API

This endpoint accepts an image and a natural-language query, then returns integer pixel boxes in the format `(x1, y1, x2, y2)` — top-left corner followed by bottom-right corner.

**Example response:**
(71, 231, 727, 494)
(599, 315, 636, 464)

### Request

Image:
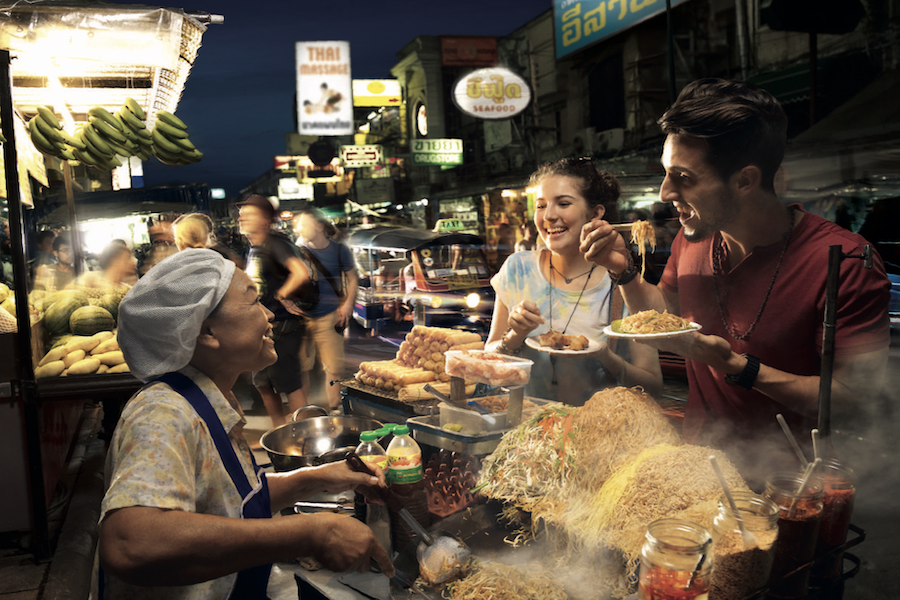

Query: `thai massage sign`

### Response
(554, 0, 690, 58)
(451, 67, 531, 120)
(296, 41, 353, 135)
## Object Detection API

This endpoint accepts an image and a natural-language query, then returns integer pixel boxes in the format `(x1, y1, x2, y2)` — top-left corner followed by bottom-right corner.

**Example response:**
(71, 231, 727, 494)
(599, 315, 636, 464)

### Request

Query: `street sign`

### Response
(340, 144, 383, 167)
(412, 138, 463, 166)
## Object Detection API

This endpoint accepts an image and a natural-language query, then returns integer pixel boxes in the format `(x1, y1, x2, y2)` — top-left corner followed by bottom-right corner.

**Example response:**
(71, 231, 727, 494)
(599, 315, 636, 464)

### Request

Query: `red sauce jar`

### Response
(811, 459, 856, 586)
(764, 471, 825, 599)
(638, 518, 712, 600)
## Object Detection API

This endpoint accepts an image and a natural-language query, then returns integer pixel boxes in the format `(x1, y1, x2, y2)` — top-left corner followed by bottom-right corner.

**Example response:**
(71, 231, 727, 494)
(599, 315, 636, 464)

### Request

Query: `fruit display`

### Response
(24, 99, 202, 169)
(150, 110, 203, 165)
(34, 330, 130, 378)
(37, 284, 128, 337)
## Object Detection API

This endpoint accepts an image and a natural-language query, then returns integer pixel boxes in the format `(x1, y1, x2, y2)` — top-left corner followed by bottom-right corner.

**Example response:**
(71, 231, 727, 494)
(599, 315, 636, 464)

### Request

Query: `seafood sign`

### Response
(452, 67, 532, 120)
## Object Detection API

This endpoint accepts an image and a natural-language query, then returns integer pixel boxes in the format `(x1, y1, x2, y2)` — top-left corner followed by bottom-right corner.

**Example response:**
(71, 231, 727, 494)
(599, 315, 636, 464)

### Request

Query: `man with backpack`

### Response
(294, 208, 357, 412)
(237, 194, 311, 427)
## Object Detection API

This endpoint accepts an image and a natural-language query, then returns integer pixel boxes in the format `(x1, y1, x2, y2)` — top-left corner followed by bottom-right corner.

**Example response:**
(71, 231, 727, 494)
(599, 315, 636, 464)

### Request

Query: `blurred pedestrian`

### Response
(237, 195, 310, 428)
(294, 207, 357, 411)
(34, 233, 76, 292)
(174, 212, 245, 269)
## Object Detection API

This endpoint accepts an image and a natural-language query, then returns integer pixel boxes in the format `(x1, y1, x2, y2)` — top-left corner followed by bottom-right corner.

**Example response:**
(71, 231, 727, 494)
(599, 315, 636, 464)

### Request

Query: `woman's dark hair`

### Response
(657, 78, 787, 193)
(297, 207, 337, 239)
(529, 157, 621, 222)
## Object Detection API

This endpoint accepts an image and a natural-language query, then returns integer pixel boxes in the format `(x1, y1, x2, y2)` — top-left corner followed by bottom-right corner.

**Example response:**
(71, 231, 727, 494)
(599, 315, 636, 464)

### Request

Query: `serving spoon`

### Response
(709, 455, 758, 550)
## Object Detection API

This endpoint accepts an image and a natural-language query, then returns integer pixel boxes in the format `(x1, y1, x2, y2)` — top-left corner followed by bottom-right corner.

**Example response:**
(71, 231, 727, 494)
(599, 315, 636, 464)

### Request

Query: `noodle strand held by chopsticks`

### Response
(630, 220, 656, 278)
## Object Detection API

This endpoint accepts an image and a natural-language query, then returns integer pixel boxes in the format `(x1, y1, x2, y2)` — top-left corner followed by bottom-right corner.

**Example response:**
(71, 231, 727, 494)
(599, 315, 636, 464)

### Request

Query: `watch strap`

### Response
(725, 353, 760, 389)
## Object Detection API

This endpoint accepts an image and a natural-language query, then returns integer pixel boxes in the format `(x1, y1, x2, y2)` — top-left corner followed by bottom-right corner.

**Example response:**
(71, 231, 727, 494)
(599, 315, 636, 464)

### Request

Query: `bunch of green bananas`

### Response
(151, 110, 203, 165)
(113, 97, 153, 161)
(28, 106, 84, 161)
(71, 104, 146, 170)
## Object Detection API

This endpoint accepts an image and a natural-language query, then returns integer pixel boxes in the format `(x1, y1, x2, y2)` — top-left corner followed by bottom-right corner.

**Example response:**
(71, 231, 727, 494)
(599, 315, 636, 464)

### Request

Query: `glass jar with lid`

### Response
(638, 518, 712, 600)
(710, 491, 779, 600)
(764, 471, 825, 599)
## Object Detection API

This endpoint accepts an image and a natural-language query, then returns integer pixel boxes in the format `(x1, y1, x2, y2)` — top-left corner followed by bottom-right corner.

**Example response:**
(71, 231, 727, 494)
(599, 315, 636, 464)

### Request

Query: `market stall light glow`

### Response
(465, 293, 480, 309)
(429, 295, 443, 309)
(501, 189, 517, 197)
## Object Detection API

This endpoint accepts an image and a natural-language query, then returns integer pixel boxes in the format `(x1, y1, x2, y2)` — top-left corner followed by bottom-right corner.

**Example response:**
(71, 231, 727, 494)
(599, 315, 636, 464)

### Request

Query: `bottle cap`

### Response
(393, 424, 410, 436)
(374, 427, 391, 438)
(359, 431, 378, 442)
(383, 423, 400, 431)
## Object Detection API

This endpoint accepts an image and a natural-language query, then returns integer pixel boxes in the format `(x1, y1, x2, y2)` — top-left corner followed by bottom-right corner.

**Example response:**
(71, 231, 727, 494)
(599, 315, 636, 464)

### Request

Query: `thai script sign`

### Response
(412, 139, 463, 166)
(554, 0, 690, 58)
(296, 41, 353, 135)
(440, 36, 498, 66)
(451, 67, 531, 120)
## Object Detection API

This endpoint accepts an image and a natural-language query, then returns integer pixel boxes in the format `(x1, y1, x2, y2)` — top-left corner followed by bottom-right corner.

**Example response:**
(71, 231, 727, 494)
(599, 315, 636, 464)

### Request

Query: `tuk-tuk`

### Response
(346, 225, 495, 335)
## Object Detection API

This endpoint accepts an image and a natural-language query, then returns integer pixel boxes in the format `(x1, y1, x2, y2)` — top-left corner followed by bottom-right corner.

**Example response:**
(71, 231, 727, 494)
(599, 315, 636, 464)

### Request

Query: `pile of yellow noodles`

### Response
(620, 309, 693, 334)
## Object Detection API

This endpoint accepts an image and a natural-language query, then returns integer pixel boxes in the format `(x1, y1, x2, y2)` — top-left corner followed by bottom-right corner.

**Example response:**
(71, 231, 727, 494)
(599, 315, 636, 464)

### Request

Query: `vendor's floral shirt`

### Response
(100, 365, 261, 600)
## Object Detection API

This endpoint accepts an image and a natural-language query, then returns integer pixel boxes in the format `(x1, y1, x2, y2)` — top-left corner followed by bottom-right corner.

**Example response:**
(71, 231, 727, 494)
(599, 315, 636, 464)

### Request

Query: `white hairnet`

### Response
(118, 248, 236, 382)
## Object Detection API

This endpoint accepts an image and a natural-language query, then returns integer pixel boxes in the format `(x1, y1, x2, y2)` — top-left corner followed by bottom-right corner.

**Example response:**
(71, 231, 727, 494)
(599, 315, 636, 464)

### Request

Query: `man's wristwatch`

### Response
(725, 354, 760, 389)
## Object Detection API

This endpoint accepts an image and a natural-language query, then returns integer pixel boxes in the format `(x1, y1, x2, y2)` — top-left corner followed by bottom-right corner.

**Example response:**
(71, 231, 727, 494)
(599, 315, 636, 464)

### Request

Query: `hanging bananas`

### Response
(27, 105, 81, 161)
(151, 110, 203, 165)
(115, 97, 153, 161)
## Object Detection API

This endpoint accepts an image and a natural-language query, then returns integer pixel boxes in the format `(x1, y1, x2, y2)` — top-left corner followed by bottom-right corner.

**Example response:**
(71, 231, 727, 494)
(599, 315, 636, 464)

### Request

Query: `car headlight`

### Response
(465, 292, 480, 309)
(429, 295, 443, 309)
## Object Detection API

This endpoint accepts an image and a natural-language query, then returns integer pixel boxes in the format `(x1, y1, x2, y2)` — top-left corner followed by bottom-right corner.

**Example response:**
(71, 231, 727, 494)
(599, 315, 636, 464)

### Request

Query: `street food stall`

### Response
(0, 1, 215, 555)
(267, 318, 866, 600)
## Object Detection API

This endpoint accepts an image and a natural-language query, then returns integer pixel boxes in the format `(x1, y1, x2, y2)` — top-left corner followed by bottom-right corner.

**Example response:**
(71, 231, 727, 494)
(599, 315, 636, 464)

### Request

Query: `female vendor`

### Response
(486, 158, 663, 404)
(99, 249, 393, 599)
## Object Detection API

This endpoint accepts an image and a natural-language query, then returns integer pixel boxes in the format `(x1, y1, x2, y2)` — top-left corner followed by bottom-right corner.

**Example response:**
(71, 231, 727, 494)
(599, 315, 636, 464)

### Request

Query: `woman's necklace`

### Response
(712, 207, 795, 341)
(548, 253, 596, 334)
(549, 255, 594, 284)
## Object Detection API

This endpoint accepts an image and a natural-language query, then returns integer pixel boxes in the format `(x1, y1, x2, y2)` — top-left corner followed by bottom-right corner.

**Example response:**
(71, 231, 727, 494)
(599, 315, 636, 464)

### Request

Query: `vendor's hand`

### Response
(580, 219, 630, 274)
(314, 460, 388, 503)
(308, 513, 395, 576)
(508, 300, 544, 337)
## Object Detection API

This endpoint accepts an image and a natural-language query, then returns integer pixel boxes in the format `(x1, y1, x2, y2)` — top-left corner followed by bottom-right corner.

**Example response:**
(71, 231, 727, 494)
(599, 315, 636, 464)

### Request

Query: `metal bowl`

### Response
(259, 406, 383, 472)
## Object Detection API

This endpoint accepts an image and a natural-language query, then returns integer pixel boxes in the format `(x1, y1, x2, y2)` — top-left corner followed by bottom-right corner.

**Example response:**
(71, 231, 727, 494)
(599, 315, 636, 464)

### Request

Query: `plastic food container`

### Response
(444, 350, 533, 387)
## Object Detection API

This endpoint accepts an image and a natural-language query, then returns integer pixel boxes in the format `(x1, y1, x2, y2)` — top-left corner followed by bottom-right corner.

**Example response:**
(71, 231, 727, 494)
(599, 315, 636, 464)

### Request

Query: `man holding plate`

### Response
(581, 78, 890, 484)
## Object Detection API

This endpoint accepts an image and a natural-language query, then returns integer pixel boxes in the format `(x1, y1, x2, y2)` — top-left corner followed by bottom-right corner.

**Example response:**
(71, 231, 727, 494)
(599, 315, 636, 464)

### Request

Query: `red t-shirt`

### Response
(659, 205, 890, 479)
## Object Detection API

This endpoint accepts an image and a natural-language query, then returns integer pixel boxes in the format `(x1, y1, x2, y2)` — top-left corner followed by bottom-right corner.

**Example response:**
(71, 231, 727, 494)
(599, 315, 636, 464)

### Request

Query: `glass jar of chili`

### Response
(811, 458, 856, 586)
(764, 471, 825, 599)
(710, 491, 779, 600)
(638, 518, 712, 600)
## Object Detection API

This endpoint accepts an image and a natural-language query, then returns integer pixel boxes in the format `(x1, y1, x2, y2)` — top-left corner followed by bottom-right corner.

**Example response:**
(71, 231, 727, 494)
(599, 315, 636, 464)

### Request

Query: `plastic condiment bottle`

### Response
(385, 424, 430, 550)
(355, 431, 392, 557)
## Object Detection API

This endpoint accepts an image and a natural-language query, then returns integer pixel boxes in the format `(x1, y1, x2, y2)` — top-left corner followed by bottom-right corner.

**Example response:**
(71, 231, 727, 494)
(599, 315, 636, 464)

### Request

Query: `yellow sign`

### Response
(352, 79, 402, 107)
(448, 274, 478, 290)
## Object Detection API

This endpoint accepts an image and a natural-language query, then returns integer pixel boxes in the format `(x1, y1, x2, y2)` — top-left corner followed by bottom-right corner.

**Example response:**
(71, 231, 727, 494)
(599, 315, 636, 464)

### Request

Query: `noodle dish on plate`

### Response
(604, 309, 701, 339)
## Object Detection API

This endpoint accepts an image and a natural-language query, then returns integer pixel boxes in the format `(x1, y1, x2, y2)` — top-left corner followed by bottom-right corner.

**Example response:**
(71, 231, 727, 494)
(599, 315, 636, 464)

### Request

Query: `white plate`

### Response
(524, 335, 601, 355)
(603, 321, 702, 339)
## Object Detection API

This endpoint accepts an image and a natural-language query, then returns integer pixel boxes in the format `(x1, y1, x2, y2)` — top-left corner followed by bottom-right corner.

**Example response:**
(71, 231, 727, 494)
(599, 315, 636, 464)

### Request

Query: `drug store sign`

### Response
(451, 67, 531, 120)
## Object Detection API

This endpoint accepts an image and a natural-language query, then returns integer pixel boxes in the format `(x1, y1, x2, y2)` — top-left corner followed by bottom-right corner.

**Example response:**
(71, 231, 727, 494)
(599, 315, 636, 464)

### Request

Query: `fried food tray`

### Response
(341, 378, 439, 423)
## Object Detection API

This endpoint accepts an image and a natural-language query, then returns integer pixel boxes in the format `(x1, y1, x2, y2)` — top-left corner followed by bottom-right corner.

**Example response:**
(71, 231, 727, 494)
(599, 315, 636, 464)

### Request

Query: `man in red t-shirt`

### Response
(580, 78, 890, 485)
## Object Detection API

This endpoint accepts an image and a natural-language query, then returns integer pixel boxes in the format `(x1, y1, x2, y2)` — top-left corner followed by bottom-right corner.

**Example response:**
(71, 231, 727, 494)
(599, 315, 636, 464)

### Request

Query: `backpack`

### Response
(291, 245, 320, 312)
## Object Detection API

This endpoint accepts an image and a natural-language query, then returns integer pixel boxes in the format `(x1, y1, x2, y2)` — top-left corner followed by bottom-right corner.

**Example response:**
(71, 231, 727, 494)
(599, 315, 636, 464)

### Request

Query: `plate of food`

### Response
(525, 330, 601, 355)
(604, 309, 701, 339)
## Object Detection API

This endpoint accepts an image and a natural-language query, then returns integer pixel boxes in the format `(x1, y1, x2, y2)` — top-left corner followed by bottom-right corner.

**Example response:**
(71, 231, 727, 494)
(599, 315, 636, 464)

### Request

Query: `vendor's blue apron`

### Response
(159, 372, 273, 600)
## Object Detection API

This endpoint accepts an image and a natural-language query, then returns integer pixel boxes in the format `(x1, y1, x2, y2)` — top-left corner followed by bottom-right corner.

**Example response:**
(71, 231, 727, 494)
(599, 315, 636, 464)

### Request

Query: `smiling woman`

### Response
(484, 158, 664, 404)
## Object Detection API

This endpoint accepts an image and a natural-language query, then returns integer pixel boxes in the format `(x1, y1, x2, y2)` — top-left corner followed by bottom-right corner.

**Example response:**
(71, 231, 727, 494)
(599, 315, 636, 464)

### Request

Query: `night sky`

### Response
(117, 0, 554, 197)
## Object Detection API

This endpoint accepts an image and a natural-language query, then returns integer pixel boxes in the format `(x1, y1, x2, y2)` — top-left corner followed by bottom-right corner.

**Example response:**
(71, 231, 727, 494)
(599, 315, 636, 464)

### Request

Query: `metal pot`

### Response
(259, 405, 383, 472)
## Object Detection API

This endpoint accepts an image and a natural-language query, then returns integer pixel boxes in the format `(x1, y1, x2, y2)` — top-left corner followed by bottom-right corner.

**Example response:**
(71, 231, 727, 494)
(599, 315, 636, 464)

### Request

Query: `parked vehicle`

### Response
(345, 225, 494, 335)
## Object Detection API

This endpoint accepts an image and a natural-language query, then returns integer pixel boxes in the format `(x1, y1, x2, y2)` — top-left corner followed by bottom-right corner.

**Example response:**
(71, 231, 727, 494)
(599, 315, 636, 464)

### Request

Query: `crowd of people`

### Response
(0, 77, 889, 599)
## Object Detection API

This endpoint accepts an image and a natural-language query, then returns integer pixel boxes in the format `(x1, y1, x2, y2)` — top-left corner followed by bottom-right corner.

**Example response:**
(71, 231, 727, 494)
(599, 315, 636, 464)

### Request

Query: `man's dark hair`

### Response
(36, 230, 55, 245)
(657, 78, 788, 193)
(53, 233, 71, 252)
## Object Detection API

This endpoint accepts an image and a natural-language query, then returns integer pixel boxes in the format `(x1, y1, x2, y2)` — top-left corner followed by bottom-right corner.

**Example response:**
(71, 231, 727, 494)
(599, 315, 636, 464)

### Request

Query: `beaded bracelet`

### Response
(497, 327, 522, 356)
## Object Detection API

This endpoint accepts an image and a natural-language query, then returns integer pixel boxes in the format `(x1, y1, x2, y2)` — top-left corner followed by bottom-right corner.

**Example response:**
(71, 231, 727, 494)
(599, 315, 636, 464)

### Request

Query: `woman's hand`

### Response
(580, 219, 630, 275)
(507, 300, 544, 337)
